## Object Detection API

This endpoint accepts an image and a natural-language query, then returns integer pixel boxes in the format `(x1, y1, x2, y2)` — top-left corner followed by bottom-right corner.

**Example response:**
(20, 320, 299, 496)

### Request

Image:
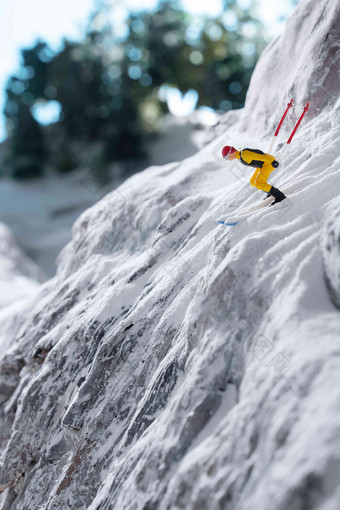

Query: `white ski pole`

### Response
(268, 99, 294, 154)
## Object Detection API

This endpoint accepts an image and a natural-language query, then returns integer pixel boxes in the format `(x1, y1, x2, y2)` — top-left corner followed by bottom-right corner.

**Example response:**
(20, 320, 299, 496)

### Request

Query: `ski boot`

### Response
(268, 186, 286, 206)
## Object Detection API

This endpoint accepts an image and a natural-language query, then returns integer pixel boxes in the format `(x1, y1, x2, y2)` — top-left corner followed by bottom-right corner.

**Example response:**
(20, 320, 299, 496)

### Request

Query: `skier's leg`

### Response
(261, 165, 286, 202)
(250, 168, 261, 188)
(251, 164, 286, 203)
(252, 164, 274, 193)
(255, 177, 272, 193)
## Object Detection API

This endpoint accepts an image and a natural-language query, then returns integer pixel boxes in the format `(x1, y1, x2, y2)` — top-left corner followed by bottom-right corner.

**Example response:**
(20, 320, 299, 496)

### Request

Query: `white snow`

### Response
(0, 222, 41, 311)
(322, 197, 340, 309)
(0, 115, 200, 278)
(239, 0, 340, 135)
(0, 0, 340, 508)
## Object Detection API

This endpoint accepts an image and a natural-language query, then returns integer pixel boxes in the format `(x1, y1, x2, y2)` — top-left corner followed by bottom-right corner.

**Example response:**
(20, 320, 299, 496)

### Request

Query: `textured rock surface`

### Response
(1, 0, 340, 509)
(241, 0, 340, 134)
(322, 198, 340, 310)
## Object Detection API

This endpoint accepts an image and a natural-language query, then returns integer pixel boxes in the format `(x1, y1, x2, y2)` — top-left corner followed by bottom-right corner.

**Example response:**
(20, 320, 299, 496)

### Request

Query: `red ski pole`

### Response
(268, 99, 293, 154)
(286, 102, 309, 144)
(277, 102, 309, 161)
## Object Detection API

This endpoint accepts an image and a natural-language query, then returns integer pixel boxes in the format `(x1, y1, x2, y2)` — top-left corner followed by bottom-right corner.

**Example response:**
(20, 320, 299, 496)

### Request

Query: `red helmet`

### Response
(222, 145, 236, 158)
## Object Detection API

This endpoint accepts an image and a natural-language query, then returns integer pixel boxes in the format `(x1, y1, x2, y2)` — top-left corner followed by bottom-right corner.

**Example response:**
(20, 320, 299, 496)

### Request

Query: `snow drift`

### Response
(0, 222, 41, 310)
(1, 0, 340, 509)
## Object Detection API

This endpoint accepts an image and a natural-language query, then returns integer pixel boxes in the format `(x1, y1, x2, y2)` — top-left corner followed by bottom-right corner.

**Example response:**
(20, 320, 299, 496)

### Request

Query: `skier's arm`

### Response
(242, 150, 279, 167)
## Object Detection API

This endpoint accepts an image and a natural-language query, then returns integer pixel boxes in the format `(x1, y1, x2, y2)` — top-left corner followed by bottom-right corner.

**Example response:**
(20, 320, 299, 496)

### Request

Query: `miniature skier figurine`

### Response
(221, 146, 286, 205)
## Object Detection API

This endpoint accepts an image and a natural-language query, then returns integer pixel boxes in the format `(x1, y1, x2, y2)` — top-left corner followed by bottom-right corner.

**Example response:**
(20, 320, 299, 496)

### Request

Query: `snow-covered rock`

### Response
(322, 198, 340, 310)
(1, 0, 340, 508)
(241, 0, 340, 134)
(0, 116, 199, 278)
(0, 222, 41, 310)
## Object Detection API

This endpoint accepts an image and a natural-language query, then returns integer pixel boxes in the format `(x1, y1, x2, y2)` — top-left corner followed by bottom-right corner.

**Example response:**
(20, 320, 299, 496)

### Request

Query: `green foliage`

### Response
(3, 0, 267, 180)
(8, 103, 44, 179)
(4, 43, 49, 178)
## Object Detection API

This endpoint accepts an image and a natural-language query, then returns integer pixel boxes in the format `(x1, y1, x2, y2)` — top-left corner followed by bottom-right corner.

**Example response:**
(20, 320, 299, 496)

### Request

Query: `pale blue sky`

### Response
(0, 0, 294, 141)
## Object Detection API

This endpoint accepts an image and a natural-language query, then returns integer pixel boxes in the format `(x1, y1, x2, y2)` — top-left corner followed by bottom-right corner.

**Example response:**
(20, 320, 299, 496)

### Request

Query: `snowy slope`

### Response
(0, 115, 199, 278)
(1, 0, 340, 509)
(0, 222, 41, 310)
(322, 198, 340, 310)
(240, 0, 340, 134)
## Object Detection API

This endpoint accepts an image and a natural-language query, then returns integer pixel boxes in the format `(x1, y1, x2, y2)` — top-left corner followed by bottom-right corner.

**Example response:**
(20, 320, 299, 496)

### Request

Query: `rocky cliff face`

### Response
(1, 0, 340, 509)
(241, 0, 340, 134)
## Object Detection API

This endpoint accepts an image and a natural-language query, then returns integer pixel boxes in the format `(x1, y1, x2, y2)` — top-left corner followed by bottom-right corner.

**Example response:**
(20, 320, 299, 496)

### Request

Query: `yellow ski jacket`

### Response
(235, 148, 279, 169)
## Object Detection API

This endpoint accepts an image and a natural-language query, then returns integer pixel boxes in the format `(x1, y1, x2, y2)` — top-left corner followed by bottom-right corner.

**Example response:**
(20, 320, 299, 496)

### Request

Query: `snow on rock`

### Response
(0, 115, 200, 278)
(241, 0, 340, 135)
(1, 0, 340, 508)
(322, 197, 340, 309)
(0, 222, 41, 310)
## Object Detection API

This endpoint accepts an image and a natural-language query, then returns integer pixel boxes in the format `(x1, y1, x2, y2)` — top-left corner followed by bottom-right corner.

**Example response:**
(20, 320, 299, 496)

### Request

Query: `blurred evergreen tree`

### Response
(4, 42, 50, 178)
(93, 0, 266, 118)
(3, 0, 267, 180)
(10, 103, 45, 179)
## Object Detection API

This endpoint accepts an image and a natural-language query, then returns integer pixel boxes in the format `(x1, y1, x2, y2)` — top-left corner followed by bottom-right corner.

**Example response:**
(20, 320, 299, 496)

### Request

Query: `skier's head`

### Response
(222, 145, 237, 160)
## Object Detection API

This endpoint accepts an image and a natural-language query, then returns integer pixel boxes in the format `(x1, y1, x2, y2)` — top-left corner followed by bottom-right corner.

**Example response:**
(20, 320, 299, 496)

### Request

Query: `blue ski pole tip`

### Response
(216, 220, 225, 224)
